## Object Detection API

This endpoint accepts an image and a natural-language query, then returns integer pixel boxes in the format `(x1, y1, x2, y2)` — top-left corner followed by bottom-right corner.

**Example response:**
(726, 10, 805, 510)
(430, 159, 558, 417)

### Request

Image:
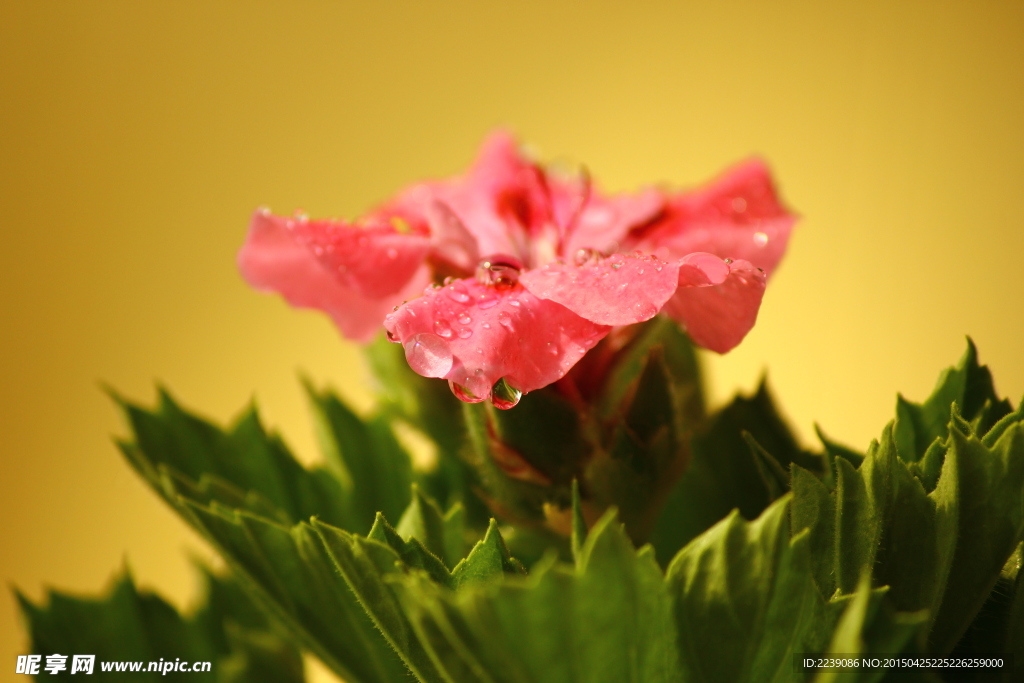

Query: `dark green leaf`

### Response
(16, 568, 303, 683)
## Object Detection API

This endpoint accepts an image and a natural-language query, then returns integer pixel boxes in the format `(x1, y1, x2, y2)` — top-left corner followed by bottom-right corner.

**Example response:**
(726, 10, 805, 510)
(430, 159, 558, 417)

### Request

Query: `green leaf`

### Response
(595, 316, 704, 427)
(650, 381, 815, 565)
(114, 390, 415, 682)
(16, 568, 303, 683)
(451, 519, 527, 588)
(303, 378, 413, 531)
(812, 578, 929, 683)
(114, 389, 349, 529)
(892, 339, 1012, 462)
(791, 464, 836, 597)
(394, 509, 681, 683)
(666, 496, 827, 683)
(928, 421, 1024, 652)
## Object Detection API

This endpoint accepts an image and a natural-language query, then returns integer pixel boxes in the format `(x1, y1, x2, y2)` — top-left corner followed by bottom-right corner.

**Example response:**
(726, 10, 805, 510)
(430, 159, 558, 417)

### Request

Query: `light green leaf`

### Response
(395, 510, 681, 683)
(666, 496, 826, 683)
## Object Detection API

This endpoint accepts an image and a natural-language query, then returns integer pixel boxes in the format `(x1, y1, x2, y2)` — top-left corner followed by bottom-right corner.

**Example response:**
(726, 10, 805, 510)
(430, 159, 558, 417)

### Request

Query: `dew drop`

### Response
(457, 328, 472, 339)
(490, 377, 522, 409)
(404, 333, 453, 378)
(475, 254, 522, 290)
(509, 299, 521, 307)
(497, 312, 514, 329)
(478, 296, 500, 309)
(434, 320, 453, 338)
(753, 231, 769, 247)
(458, 313, 472, 325)
(445, 284, 471, 303)
(482, 322, 491, 329)
(723, 258, 733, 265)
(449, 380, 485, 403)
(574, 248, 598, 266)
(443, 276, 455, 286)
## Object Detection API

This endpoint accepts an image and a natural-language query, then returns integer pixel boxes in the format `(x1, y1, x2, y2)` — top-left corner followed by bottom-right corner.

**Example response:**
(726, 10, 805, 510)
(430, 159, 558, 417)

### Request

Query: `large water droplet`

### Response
(490, 377, 522, 409)
(445, 283, 471, 303)
(574, 248, 599, 266)
(475, 254, 522, 290)
(434, 320, 453, 338)
(449, 380, 485, 403)
(404, 333, 453, 378)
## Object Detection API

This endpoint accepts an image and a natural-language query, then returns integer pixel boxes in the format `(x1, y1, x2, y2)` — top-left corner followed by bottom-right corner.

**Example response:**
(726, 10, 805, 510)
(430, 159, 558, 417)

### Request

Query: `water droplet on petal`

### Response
(574, 248, 599, 266)
(509, 299, 521, 307)
(445, 284, 471, 303)
(404, 333, 453, 378)
(457, 328, 472, 339)
(449, 380, 485, 403)
(475, 254, 522, 290)
(497, 312, 514, 329)
(478, 296, 499, 309)
(753, 231, 769, 247)
(458, 313, 472, 325)
(434, 320, 453, 338)
(490, 377, 522, 409)
(482, 322, 491, 329)
(723, 258, 733, 265)
(443, 276, 455, 286)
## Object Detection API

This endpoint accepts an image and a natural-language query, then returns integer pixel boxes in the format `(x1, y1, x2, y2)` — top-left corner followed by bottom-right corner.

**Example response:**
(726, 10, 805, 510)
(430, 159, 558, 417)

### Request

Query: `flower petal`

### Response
(237, 209, 426, 342)
(519, 252, 680, 326)
(661, 254, 767, 353)
(565, 187, 665, 257)
(632, 159, 795, 276)
(382, 279, 610, 400)
(287, 216, 430, 298)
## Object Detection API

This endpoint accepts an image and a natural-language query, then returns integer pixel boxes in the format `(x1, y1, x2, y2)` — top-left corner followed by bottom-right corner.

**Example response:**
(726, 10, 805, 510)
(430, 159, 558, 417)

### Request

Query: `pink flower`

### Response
(238, 132, 795, 407)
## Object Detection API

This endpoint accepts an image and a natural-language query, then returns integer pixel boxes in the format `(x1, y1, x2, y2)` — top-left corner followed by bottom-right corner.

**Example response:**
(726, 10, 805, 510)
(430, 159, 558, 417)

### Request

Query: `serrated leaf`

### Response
(368, 511, 452, 587)
(812, 578, 929, 683)
(791, 463, 836, 597)
(114, 389, 349, 529)
(928, 422, 1024, 652)
(394, 510, 681, 683)
(893, 339, 1012, 462)
(303, 379, 413, 530)
(666, 496, 826, 683)
(16, 569, 303, 683)
(396, 485, 449, 566)
(650, 381, 815, 565)
(451, 520, 527, 588)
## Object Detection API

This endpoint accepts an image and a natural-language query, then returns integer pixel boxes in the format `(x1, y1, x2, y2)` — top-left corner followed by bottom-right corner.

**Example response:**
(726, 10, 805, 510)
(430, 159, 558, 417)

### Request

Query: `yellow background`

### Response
(2, 1, 1022, 679)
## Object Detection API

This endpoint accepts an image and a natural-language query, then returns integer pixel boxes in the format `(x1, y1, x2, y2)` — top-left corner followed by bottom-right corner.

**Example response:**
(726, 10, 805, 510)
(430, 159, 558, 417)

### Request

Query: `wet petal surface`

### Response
(662, 256, 767, 353)
(287, 217, 430, 298)
(520, 252, 680, 326)
(238, 210, 425, 341)
(383, 279, 610, 402)
(631, 159, 795, 276)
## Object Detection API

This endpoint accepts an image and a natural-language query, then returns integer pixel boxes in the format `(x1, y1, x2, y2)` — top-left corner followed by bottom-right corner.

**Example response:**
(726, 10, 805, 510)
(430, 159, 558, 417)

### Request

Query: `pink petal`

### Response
(238, 209, 426, 342)
(382, 279, 610, 401)
(632, 159, 795, 276)
(564, 187, 665, 257)
(423, 200, 480, 274)
(287, 217, 430, 298)
(662, 254, 767, 353)
(519, 252, 680, 326)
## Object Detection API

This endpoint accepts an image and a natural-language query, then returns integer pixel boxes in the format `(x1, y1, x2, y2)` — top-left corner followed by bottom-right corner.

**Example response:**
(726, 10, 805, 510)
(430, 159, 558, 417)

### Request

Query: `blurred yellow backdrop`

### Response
(2, 0, 1022, 678)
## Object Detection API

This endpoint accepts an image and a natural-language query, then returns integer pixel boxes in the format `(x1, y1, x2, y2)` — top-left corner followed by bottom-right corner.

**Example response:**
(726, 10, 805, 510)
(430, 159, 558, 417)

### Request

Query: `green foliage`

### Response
(18, 339, 1024, 683)
(17, 567, 303, 682)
